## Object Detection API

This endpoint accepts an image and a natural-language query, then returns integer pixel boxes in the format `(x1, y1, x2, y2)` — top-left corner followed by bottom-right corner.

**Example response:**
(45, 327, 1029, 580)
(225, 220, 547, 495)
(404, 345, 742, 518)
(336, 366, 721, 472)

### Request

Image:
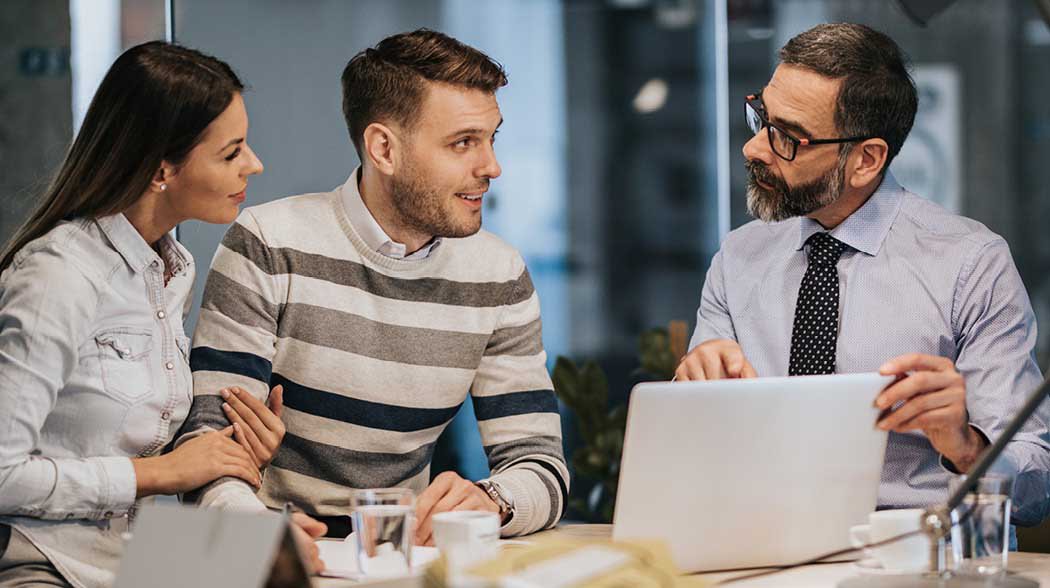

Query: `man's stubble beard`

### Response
(389, 156, 486, 239)
(745, 149, 849, 223)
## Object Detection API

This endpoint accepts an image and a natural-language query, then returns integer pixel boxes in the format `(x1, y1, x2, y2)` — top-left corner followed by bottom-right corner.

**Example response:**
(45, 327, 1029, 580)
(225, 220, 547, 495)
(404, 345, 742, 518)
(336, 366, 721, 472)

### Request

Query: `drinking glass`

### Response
(350, 488, 415, 578)
(949, 474, 1012, 575)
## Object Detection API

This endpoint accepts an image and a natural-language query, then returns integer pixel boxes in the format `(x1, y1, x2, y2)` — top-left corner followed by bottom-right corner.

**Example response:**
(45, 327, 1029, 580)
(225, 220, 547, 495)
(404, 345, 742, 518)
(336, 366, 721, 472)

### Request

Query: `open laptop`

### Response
(612, 373, 893, 572)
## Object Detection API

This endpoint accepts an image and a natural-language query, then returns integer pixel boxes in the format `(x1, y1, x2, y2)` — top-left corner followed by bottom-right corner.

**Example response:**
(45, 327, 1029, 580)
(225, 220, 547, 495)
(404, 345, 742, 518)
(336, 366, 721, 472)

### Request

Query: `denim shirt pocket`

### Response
(94, 328, 154, 405)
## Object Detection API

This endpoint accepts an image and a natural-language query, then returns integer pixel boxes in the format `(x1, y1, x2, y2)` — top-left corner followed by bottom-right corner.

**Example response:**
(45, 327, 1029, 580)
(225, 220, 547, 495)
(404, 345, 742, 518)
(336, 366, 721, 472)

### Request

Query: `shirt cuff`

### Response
(487, 469, 543, 538)
(199, 480, 268, 512)
(939, 423, 992, 474)
(94, 456, 137, 518)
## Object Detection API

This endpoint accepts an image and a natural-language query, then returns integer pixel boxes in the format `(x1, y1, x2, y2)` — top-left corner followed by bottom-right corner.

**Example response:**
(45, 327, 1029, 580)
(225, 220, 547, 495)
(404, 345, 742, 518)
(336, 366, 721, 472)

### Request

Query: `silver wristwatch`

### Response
(476, 479, 515, 524)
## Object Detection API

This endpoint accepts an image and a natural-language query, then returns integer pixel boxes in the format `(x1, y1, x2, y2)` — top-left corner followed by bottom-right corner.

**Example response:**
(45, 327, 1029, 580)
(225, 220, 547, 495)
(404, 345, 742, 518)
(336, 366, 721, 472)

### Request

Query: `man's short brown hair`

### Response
(341, 29, 508, 159)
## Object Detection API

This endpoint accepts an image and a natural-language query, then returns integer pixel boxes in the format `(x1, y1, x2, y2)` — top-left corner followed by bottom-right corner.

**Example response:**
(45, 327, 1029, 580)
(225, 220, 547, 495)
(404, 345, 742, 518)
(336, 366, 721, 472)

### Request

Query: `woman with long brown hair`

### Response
(0, 41, 277, 587)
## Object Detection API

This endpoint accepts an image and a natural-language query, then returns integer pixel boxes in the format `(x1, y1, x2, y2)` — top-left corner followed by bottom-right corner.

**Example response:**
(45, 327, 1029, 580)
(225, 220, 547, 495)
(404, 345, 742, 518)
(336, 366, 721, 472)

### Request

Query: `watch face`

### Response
(494, 484, 513, 512)
(481, 481, 511, 514)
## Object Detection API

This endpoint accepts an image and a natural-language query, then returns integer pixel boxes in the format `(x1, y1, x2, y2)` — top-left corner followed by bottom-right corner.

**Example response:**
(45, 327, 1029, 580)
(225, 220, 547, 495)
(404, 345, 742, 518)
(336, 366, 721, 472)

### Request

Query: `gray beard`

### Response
(745, 154, 847, 223)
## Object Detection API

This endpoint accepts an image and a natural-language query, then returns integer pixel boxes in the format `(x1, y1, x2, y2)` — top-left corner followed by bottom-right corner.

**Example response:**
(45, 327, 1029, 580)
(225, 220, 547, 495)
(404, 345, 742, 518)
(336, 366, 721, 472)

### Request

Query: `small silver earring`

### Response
(159, 183, 167, 192)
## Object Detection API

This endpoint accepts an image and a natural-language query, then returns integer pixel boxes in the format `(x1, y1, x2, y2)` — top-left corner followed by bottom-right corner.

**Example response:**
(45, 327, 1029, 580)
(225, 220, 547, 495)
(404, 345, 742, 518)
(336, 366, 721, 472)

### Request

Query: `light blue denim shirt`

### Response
(690, 173, 1050, 526)
(0, 213, 194, 588)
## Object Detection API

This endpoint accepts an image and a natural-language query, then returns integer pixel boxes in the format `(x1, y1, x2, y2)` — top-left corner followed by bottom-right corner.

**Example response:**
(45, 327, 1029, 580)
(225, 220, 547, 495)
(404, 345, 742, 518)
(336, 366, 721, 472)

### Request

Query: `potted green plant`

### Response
(552, 325, 682, 522)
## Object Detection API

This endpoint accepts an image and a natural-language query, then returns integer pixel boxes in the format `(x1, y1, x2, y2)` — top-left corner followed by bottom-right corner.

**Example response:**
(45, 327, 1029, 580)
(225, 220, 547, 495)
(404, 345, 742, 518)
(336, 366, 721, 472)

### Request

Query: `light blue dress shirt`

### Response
(690, 173, 1050, 525)
(0, 214, 195, 588)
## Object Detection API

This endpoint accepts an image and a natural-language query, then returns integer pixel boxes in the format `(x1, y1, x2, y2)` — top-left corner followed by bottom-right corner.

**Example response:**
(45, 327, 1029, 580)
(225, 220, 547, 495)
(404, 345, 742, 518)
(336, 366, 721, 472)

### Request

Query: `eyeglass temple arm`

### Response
(802, 136, 875, 146)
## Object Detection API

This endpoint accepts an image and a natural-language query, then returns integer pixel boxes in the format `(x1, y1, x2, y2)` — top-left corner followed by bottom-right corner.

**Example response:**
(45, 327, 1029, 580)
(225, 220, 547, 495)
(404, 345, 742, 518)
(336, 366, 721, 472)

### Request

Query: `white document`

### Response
(317, 533, 441, 579)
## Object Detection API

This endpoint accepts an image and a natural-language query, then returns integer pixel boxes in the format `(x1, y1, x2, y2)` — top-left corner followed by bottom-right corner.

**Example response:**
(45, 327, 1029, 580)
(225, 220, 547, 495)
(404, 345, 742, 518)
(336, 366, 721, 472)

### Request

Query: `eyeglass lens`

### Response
(745, 100, 796, 160)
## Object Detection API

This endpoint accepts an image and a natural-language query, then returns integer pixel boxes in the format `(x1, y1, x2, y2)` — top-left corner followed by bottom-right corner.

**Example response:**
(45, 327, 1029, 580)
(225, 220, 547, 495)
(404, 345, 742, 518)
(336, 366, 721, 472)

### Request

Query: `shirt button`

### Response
(157, 310, 166, 319)
(161, 411, 171, 421)
(165, 362, 175, 370)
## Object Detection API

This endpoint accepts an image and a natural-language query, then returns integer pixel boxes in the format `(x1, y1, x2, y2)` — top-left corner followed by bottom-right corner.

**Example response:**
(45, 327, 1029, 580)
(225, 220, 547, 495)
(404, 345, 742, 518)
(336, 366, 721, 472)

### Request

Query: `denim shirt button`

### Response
(165, 362, 174, 370)
(161, 411, 170, 420)
(156, 310, 166, 319)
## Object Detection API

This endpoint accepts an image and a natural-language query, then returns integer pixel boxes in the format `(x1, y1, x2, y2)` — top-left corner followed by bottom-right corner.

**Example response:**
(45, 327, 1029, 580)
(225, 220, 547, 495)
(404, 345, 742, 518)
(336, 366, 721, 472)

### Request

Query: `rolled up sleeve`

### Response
(472, 263, 569, 537)
(953, 238, 1050, 526)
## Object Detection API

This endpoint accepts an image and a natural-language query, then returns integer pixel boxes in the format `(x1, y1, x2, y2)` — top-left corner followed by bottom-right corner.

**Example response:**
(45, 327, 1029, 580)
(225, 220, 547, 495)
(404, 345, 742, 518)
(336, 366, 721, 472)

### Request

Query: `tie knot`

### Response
(806, 232, 845, 266)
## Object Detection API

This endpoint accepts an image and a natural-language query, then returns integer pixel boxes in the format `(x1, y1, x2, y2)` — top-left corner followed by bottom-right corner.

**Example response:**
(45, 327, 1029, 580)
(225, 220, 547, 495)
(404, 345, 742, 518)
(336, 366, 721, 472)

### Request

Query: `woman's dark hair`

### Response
(0, 41, 243, 271)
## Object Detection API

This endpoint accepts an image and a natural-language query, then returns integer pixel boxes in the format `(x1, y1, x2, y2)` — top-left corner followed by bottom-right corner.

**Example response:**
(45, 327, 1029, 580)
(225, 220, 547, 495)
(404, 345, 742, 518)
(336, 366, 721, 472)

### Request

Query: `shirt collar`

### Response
(340, 167, 441, 260)
(96, 213, 190, 275)
(796, 172, 905, 256)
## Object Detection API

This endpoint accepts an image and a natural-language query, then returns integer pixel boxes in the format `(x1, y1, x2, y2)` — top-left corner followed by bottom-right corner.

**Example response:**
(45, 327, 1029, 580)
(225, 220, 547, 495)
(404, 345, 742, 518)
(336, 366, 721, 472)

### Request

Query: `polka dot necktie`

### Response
(789, 232, 847, 376)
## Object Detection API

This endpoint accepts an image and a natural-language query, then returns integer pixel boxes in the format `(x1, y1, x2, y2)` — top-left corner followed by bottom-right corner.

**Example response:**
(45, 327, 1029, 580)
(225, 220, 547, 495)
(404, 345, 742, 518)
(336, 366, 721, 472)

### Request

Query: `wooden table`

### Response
(316, 524, 1050, 587)
(539, 525, 1050, 586)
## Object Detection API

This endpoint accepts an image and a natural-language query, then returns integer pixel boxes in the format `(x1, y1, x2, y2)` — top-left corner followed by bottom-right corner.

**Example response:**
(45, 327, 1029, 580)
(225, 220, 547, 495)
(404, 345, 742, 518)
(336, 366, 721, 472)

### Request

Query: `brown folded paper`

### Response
(424, 537, 710, 588)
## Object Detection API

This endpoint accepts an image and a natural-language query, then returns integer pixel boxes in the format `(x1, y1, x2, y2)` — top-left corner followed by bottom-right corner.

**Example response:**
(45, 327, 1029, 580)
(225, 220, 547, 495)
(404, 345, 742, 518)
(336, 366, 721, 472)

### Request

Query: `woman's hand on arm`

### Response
(132, 426, 260, 497)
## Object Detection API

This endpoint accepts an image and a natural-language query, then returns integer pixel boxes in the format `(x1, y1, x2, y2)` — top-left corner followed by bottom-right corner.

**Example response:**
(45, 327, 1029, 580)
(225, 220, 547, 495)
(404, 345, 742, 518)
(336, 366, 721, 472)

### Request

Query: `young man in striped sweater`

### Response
(176, 29, 569, 561)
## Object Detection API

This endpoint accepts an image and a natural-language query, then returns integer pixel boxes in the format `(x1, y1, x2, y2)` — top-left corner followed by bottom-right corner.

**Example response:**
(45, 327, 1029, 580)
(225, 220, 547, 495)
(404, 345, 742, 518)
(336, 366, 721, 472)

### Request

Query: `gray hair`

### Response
(779, 23, 918, 171)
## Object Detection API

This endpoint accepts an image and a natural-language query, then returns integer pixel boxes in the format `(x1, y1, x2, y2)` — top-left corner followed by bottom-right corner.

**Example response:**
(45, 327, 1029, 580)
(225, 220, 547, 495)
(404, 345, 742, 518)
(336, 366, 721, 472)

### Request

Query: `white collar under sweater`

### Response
(341, 167, 442, 260)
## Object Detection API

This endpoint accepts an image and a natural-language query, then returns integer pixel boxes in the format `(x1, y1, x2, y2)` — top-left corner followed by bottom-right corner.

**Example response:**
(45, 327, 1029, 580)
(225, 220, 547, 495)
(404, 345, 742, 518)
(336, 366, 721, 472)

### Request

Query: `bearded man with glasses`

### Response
(676, 23, 1050, 526)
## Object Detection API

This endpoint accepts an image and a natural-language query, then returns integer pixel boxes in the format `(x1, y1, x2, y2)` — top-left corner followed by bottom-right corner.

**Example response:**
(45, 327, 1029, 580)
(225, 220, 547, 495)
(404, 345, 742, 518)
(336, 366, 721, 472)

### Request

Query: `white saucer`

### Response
(317, 533, 440, 579)
(852, 558, 927, 576)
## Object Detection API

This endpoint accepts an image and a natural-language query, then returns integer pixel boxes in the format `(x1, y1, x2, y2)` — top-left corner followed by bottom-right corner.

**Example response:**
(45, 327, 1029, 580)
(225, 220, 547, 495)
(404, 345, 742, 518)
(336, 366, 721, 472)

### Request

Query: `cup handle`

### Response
(849, 524, 871, 549)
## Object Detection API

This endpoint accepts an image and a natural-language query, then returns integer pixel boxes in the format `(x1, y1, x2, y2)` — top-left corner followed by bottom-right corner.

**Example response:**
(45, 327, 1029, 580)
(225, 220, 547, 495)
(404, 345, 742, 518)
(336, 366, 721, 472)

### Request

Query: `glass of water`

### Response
(949, 474, 1012, 575)
(350, 488, 415, 578)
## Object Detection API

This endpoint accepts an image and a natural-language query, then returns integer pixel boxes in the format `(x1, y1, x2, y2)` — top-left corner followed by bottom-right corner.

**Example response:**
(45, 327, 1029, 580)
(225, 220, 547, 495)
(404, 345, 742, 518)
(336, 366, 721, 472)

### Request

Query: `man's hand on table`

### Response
(413, 471, 500, 546)
(291, 512, 327, 574)
(877, 353, 987, 472)
(674, 339, 757, 381)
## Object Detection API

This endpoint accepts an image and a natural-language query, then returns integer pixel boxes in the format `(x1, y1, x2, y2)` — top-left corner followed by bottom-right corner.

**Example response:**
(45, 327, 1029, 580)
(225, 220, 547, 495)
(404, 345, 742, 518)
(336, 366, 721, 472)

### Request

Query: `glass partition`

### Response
(171, 0, 726, 499)
(0, 0, 166, 246)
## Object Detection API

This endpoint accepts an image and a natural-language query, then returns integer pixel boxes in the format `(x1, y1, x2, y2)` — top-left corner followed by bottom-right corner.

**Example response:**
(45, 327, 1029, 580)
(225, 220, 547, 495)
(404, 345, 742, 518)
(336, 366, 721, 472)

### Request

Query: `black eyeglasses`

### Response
(745, 92, 875, 161)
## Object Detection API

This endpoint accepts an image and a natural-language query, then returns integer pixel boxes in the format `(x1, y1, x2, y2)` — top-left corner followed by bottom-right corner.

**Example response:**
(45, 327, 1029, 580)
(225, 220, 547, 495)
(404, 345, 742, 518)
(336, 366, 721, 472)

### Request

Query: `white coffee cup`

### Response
(432, 511, 501, 587)
(431, 511, 501, 553)
(849, 509, 930, 572)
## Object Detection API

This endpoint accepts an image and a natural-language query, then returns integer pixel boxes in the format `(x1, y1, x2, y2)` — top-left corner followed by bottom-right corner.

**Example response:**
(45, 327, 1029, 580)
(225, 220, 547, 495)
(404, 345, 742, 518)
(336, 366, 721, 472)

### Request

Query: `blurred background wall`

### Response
(4, 0, 1050, 538)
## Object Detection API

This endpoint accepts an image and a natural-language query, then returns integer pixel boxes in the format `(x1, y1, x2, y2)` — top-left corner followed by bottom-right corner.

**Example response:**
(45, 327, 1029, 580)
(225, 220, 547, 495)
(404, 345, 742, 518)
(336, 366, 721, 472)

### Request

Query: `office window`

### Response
(728, 0, 1050, 365)
(6, 0, 1048, 523)
(0, 0, 165, 247)
(171, 0, 726, 492)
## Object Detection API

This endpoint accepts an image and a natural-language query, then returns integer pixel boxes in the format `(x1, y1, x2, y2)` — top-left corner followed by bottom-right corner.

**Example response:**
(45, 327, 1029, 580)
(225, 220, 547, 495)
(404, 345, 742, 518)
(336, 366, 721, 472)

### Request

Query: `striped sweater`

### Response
(179, 176, 569, 537)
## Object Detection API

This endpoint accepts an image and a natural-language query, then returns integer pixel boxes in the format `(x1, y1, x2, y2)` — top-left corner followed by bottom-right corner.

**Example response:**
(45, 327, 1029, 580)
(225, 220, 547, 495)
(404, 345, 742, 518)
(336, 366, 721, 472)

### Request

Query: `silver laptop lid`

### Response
(612, 373, 892, 572)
